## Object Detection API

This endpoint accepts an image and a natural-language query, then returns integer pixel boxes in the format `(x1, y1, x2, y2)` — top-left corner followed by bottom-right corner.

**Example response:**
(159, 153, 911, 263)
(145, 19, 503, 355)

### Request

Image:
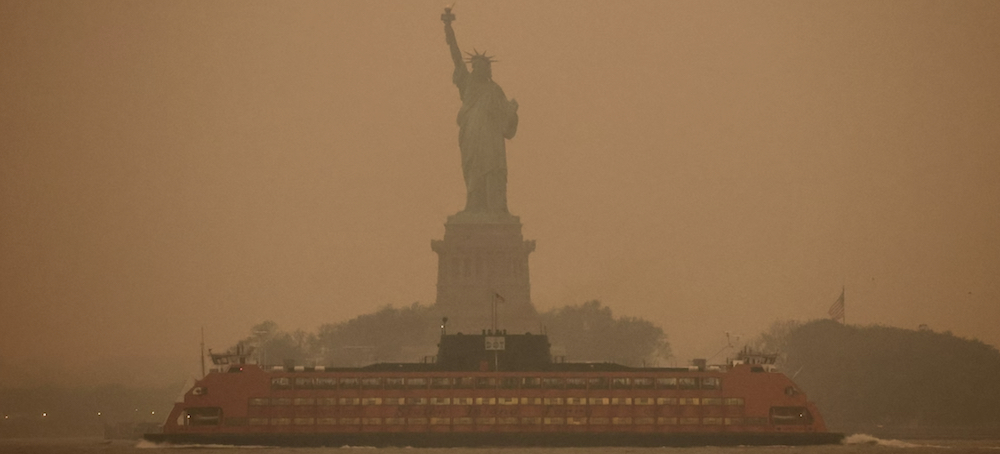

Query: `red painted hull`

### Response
(148, 363, 842, 446)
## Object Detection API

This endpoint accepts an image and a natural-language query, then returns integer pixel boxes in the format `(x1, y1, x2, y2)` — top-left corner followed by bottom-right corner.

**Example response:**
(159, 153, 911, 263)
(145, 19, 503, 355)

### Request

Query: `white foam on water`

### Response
(843, 434, 949, 448)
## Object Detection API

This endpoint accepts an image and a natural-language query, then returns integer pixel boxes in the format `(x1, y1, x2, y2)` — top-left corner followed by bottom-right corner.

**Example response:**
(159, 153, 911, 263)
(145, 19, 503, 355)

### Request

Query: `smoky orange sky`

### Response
(2, 1, 999, 387)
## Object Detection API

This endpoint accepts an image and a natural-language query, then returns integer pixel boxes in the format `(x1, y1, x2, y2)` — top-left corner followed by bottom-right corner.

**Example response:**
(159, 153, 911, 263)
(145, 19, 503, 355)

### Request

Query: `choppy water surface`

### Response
(2, 435, 998, 454)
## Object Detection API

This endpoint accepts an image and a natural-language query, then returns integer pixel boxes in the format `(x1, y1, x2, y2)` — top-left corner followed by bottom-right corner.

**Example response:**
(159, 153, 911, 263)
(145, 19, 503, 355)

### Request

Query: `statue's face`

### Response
(471, 58, 492, 79)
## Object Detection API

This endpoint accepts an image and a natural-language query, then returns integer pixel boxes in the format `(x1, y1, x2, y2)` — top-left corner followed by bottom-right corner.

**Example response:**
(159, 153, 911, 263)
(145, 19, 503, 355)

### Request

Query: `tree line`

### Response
(755, 319, 1000, 435)
(234, 300, 671, 368)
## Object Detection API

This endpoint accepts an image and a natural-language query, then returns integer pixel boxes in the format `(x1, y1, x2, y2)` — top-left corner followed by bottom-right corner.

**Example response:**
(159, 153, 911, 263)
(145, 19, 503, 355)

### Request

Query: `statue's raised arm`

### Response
(441, 7, 466, 76)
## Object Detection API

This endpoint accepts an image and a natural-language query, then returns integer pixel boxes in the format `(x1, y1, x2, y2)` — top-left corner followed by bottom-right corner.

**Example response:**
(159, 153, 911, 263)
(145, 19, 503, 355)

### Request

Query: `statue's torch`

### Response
(441, 5, 456, 24)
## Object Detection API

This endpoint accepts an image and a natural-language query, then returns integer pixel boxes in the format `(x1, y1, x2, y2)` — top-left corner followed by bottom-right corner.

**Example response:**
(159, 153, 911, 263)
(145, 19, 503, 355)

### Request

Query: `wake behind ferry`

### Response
(144, 328, 843, 447)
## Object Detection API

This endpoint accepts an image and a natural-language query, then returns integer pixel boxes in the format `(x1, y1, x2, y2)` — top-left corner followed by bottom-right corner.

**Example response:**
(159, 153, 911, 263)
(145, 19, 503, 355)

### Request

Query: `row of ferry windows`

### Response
(243, 417, 766, 426)
(271, 377, 721, 391)
(251, 397, 744, 406)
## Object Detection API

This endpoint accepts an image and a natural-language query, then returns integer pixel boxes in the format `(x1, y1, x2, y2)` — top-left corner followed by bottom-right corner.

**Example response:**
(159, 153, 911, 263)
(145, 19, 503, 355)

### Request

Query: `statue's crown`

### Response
(464, 49, 498, 64)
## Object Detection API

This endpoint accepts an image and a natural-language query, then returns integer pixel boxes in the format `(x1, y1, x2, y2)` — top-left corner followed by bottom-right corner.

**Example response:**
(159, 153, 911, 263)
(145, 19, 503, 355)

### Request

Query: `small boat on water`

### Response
(144, 327, 842, 447)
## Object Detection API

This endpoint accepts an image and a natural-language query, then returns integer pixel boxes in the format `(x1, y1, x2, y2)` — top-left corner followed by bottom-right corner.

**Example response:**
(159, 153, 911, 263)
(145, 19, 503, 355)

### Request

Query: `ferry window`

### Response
(498, 397, 518, 405)
(361, 377, 382, 389)
(498, 417, 518, 425)
(185, 407, 222, 426)
(315, 378, 336, 389)
(407, 417, 428, 425)
(294, 377, 314, 389)
(567, 417, 587, 425)
(249, 418, 269, 426)
(384, 418, 404, 425)
(635, 417, 654, 425)
(475, 377, 496, 389)
(431, 397, 451, 405)
(678, 398, 699, 405)
(521, 397, 541, 405)
(745, 417, 768, 426)
(566, 378, 587, 389)
(590, 417, 610, 424)
(248, 398, 269, 406)
(385, 377, 405, 389)
(454, 417, 473, 425)
(476, 417, 496, 425)
(339, 377, 359, 389)
(406, 377, 427, 389)
(500, 377, 520, 389)
(475, 397, 496, 405)
(361, 397, 382, 405)
(702, 398, 723, 406)
(293, 398, 315, 406)
(610, 397, 632, 405)
(725, 418, 744, 425)
(612, 417, 632, 425)
(431, 377, 454, 389)
(362, 418, 381, 425)
(382, 397, 404, 405)
(656, 377, 677, 389)
(588, 377, 608, 390)
(521, 377, 541, 388)
(294, 418, 314, 425)
(339, 397, 360, 405)
(769, 406, 813, 425)
(453, 397, 473, 405)
(406, 397, 427, 405)
(318, 398, 337, 406)
(657, 397, 678, 405)
(588, 397, 609, 405)
(542, 377, 564, 389)
(523, 417, 542, 425)
(680, 417, 699, 425)
(724, 398, 744, 406)
(456, 377, 475, 389)
(566, 397, 587, 405)
(611, 377, 631, 389)
(317, 418, 336, 425)
(339, 417, 360, 425)
(657, 417, 677, 425)
(543, 397, 564, 405)
(703, 417, 723, 425)
(271, 418, 291, 426)
(634, 397, 654, 405)
(633, 378, 654, 389)
(270, 398, 291, 406)
(701, 377, 721, 390)
(271, 377, 292, 390)
(678, 377, 698, 390)
(542, 417, 562, 425)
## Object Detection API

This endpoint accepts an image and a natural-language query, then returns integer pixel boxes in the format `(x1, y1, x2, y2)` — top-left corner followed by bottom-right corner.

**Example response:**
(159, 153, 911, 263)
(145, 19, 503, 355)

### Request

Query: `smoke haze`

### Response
(2, 1, 998, 386)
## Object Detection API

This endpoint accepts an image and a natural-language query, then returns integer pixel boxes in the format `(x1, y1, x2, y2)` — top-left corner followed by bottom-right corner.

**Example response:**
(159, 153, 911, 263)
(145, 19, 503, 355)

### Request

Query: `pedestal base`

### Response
(431, 213, 538, 334)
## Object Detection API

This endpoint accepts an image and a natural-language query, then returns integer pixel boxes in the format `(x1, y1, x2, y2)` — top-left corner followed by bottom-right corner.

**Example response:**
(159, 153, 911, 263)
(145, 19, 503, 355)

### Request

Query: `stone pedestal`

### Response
(431, 212, 538, 334)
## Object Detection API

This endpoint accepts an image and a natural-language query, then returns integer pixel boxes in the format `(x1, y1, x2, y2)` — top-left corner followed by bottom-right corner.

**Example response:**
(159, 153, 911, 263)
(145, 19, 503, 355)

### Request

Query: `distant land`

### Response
(756, 319, 1000, 438)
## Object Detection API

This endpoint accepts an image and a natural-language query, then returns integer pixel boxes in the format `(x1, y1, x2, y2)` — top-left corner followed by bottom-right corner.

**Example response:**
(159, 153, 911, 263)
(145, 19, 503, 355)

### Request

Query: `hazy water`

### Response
(2, 435, 999, 454)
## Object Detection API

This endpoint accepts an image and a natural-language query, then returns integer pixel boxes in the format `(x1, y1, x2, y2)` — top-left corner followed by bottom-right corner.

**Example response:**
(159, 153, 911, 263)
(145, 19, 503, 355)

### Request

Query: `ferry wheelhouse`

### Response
(145, 330, 842, 446)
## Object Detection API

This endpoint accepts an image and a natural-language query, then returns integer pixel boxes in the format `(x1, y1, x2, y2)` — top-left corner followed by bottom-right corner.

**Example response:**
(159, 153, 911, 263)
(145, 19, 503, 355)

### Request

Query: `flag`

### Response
(828, 288, 845, 322)
(494, 292, 505, 304)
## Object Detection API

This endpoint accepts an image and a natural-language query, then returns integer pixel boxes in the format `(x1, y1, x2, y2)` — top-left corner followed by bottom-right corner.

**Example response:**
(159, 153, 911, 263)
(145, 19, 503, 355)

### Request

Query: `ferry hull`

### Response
(144, 431, 844, 447)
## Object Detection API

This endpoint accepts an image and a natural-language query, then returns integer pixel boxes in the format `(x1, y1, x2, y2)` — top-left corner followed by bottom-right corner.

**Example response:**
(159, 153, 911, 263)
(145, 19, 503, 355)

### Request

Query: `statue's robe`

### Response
(454, 65, 518, 215)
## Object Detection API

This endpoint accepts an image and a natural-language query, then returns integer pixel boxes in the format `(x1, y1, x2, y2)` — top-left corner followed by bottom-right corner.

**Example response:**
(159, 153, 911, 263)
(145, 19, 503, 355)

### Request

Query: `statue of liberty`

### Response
(442, 7, 519, 216)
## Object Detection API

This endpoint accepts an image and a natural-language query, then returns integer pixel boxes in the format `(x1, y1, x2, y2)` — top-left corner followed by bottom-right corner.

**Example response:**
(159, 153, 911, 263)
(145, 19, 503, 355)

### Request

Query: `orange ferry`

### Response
(144, 330, 842, 446)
